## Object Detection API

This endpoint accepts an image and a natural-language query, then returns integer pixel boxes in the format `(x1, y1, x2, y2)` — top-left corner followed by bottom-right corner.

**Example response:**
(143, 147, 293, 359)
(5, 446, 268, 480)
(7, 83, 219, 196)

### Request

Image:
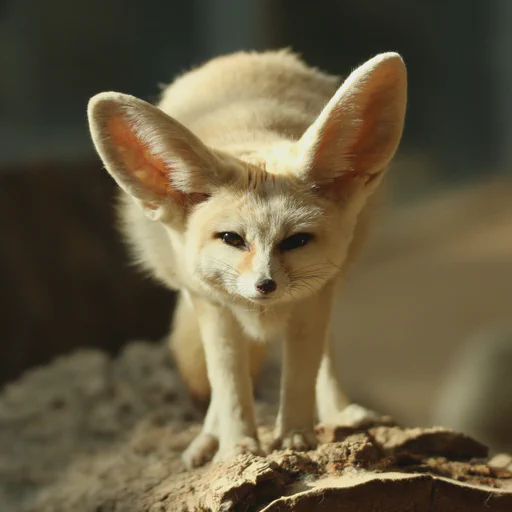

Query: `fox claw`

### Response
(182, 432, 219, 469)
(333, 403, 383, 427)
(213, 436, 263, 463)
(272, 429, 318, 452)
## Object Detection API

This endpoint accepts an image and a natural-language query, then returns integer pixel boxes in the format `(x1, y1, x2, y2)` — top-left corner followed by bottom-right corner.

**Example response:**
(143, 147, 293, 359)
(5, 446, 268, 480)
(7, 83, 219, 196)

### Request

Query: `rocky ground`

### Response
(0, 340, 510, 511)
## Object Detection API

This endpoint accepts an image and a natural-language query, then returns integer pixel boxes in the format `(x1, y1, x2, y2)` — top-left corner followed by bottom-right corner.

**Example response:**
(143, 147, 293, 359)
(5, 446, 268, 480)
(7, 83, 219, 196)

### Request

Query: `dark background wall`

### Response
(1, 0, 509, 175)
(0, 0, 510, 384)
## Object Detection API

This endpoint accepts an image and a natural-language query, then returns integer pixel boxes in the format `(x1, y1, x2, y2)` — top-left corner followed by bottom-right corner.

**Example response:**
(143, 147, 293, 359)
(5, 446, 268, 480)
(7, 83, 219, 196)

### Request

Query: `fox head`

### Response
(88, 53, 406, 306)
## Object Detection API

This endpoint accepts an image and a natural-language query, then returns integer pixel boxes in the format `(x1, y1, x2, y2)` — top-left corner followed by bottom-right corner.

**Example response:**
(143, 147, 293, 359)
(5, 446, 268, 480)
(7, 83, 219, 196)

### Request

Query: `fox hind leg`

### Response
(169, 293, 211, 408)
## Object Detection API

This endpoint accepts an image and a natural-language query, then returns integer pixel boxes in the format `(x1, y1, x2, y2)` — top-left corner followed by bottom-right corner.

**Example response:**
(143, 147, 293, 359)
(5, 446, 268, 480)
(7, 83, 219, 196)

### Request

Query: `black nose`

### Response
(255, 279, 277, 294)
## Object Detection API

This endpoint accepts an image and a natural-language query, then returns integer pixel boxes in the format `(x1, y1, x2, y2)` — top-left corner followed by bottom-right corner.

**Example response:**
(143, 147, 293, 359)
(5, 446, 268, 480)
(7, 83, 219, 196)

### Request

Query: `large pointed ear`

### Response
(298, 52, 407, 197)
(88, 92, 224, 220)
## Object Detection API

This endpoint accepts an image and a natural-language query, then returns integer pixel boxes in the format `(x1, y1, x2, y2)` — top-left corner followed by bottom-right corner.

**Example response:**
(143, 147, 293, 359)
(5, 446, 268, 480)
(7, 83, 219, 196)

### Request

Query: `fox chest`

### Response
(232, 306, 289, 343)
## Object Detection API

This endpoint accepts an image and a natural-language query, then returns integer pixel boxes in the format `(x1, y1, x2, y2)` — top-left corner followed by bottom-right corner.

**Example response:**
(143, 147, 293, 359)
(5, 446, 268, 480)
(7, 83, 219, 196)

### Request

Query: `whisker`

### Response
(289, 273, 331, 282)
(206, 256, 242, 275)
(289, 262, 338, 280)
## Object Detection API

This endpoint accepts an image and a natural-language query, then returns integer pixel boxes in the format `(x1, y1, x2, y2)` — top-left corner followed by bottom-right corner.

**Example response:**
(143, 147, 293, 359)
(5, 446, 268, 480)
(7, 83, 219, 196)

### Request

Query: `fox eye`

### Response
(217, 232, 246, 249)
(279, 232, 313, 251)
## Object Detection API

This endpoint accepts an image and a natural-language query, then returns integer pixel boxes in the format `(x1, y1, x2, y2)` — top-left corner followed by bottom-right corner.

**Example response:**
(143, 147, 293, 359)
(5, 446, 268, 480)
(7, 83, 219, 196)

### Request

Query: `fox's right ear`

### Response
(88, 93, 224, 220)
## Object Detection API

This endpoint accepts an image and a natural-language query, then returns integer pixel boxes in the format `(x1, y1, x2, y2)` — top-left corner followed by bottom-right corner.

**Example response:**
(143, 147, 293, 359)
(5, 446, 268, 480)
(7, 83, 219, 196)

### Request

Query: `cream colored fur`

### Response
(87, 50, 407, 468)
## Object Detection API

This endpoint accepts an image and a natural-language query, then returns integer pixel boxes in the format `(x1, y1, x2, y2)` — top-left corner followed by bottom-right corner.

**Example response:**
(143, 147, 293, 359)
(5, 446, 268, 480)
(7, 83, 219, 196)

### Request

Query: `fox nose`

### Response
(255, 279, 277, 295)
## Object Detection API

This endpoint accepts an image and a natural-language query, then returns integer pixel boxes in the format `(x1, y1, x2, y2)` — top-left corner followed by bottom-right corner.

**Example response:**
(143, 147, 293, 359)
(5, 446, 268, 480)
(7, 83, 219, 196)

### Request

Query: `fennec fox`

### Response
(87, 50, 407, 467)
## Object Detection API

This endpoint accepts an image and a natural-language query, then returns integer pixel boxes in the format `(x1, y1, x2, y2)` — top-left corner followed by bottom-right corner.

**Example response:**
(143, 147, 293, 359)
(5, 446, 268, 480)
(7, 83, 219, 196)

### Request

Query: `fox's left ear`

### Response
(298, 52, 407, 196)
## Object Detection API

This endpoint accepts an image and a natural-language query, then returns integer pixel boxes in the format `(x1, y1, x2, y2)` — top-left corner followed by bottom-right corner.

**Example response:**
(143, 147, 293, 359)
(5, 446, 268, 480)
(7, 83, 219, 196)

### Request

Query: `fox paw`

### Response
(329, 403, 387, 428)
(182, 432, 219, 469)
(272, 429, 318, 452)
(213, 436, 263, 464)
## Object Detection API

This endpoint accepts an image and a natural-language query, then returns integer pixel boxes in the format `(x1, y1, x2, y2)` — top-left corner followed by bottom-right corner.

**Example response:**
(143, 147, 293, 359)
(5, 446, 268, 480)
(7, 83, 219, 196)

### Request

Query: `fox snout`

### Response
(235, 258, 283, 302)
(255, 278, 277, 295)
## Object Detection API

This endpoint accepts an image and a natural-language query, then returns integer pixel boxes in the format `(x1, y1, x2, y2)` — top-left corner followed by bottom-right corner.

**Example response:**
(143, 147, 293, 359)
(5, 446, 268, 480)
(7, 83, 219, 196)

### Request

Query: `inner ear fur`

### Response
(88, 92, 223, 218)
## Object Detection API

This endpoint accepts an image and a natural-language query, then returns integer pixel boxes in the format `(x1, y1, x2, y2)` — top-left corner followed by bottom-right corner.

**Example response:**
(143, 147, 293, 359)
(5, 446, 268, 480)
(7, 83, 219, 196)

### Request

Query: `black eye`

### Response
(279, 233, 313, 251)
(217, 232, 246, 249)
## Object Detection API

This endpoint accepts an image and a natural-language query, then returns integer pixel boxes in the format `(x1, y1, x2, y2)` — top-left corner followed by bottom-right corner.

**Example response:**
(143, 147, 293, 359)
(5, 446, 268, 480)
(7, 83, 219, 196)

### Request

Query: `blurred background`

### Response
(0, 0, 511, 452)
